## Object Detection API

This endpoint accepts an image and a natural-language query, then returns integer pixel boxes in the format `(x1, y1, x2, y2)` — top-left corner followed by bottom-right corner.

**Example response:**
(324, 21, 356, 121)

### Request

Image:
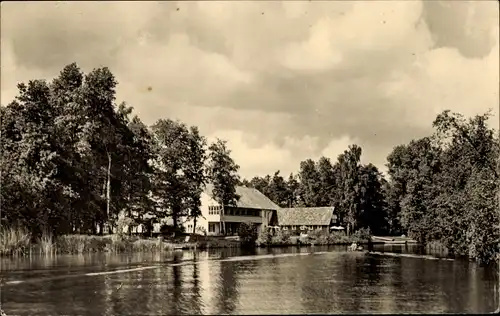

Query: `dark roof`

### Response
(204, 184, 280, 210)
(277, 207, 336, 226)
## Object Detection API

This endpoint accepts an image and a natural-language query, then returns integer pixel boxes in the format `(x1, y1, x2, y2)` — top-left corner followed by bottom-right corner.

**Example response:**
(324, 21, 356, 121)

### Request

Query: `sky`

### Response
(2, 1, 499, 179)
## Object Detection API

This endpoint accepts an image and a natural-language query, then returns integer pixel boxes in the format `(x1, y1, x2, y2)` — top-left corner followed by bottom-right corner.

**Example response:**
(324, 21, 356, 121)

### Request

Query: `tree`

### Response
(1, 63, 158, 236)
(249, 175, 271, 197)
(316, 157, 336, 207)
(206, 139, 241, 235)
(151, 119, 205, 231)
(335, 145, 362, 236)
(183, 126, 207, 234)
(357, 163, 387, 235)
(286, 173, 300, 208)
(267, 171, 289, 208)
(385, 110, 499, 264)
(297, 159, 321, 207)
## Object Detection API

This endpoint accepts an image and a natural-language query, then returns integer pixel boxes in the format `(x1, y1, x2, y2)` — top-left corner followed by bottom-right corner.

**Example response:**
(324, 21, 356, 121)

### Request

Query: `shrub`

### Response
(238, 222, 259, 246)
(327, 231, 351, 244)
(116, 216, 136, 237)
(271, 230, 292, 245)
(160, 224, 184, 236)
(256, 229, 272, 247)
(352, 227, 372, 243)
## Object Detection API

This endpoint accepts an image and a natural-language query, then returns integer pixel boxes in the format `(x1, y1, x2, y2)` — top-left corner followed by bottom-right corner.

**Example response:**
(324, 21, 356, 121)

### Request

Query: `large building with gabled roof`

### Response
(182, 184, 280, 236)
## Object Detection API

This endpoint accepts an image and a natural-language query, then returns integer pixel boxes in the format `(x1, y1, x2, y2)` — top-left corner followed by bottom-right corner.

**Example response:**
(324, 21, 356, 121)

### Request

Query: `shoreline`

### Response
(0, 233, 415, 257)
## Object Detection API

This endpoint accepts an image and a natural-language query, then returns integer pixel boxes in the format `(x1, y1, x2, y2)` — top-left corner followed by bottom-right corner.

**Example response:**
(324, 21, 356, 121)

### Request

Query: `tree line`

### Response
(1, 64, 498, 264)
(1, 63, 240, 238)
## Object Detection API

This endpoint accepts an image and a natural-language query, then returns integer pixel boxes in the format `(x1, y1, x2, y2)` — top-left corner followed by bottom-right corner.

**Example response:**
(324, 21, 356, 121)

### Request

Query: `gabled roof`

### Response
(277, 207, 336, 226)
(204, 184, 280, 210)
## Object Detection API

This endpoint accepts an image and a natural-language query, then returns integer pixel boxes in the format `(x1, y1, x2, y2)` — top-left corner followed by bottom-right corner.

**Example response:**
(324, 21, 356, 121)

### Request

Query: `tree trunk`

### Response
(221, 205, 225, 236)
(106, 152, 112, 234)
(193, 216, 197, 235)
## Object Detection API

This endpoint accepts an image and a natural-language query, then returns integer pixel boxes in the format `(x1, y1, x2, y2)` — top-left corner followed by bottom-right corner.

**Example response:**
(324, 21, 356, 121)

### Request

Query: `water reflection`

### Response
(1, 246, 498, 315)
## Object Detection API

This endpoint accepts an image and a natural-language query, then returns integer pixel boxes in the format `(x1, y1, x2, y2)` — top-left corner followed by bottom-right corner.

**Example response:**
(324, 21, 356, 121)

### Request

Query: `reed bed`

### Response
(0, 228, 241, 257)
(0, 226, 31, 256)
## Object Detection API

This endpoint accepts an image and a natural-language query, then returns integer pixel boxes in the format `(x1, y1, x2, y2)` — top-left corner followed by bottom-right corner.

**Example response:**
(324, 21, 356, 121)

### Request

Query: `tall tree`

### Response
(297, 159, 321, 207)
(267, 171, 289, 208)
(206, 139, 241, 235)
(249, 175, 271, 197)
(286, 173, 300, 208)
(183, 126, 207, 234)
(336, 145, 362, 235)
(316, 157, 336, 207)
(151, 119, 202, 230)
(357, 163, 387, 235)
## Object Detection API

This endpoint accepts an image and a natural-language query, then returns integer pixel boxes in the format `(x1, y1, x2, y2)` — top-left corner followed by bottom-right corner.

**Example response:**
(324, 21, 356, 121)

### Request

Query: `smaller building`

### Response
(277, 207, 338, 233)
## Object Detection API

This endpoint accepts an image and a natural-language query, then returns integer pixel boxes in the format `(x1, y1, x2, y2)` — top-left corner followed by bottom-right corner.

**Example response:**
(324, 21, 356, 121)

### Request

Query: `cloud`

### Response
(1, 1, 498, 177)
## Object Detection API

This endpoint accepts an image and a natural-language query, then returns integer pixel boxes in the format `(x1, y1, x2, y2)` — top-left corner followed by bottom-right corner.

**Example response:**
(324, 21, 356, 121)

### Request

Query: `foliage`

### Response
(206, 138, 241, 209)
(2, 63, 497, 264)
(150, 119, 206, 229)
(256, 228, 273, 246)
(237, 222, 259, 246)
(1, 63, 155, 237)
(352, 227, 372, 243)
(386, 110, 499, 265)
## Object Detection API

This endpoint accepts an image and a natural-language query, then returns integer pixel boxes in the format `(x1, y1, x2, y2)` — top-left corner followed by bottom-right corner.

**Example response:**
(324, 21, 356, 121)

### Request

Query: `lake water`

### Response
(1, 245, 498, 315)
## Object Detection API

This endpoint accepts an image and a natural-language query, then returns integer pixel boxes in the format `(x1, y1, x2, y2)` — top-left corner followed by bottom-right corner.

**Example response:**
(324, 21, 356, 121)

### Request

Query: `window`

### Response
(208, 223, 215, 233)
(282, 227, 288, 231)
(292, 226, 296, 230)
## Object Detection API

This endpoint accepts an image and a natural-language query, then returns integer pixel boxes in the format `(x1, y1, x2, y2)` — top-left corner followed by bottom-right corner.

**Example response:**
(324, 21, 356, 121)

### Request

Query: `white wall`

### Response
(182, 191, 222, 235)
(182, 192, 277, 236)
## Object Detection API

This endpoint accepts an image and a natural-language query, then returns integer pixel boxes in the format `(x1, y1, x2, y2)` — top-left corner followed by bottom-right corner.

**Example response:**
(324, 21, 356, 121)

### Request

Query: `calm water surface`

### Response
(1, 245, 498, 315)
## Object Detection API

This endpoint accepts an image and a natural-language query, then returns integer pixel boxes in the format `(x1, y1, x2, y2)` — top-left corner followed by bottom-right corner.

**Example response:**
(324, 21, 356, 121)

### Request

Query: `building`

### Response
(276, 206, 338, 233)
(182, 184, 279, 236)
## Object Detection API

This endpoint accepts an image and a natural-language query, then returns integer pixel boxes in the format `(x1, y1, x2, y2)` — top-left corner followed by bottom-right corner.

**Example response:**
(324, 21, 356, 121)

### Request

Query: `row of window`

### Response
(208, 206, 222, 215)
(282, 225, 324, 231)
(226, 208, 260, 217)
(207, 206, 261, 217)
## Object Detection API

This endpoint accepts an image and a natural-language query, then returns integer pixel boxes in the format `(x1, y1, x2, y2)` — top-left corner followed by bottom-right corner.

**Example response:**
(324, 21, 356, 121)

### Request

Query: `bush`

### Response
(271, 230, 292, 245)
(160, 224, 184, 236)
(327, 231, 351, 244)
(116, 216, 136, 237)
(237, 222, 259, 246)
(256, 229, 272, 247)
(352, 227, 372, 243)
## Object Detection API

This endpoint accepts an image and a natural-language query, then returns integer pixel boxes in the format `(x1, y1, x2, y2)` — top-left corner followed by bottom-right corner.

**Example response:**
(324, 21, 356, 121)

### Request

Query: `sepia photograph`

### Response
(0, 1, 499, 315)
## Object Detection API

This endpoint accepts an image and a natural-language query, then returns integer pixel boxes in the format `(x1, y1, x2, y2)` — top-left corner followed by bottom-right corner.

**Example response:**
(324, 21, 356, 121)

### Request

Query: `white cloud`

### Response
(1, 1, 498, 178)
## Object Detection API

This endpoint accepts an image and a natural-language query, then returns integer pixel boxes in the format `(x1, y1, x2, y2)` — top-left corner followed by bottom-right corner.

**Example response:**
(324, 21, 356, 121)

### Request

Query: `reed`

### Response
(0, 226, 31, 256)
(39, 233, 55, 255)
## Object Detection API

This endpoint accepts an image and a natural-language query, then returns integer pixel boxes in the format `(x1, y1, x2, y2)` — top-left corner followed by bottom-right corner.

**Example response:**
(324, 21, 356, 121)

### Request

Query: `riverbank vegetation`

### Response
(0, 226, 241, 256)
(254, 228, 372, 247)
(1, 63, 498, 264)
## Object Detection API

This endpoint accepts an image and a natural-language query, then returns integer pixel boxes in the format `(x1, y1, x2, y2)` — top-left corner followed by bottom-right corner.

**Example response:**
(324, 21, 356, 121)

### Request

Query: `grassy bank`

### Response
(0, 227, 239, 257)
